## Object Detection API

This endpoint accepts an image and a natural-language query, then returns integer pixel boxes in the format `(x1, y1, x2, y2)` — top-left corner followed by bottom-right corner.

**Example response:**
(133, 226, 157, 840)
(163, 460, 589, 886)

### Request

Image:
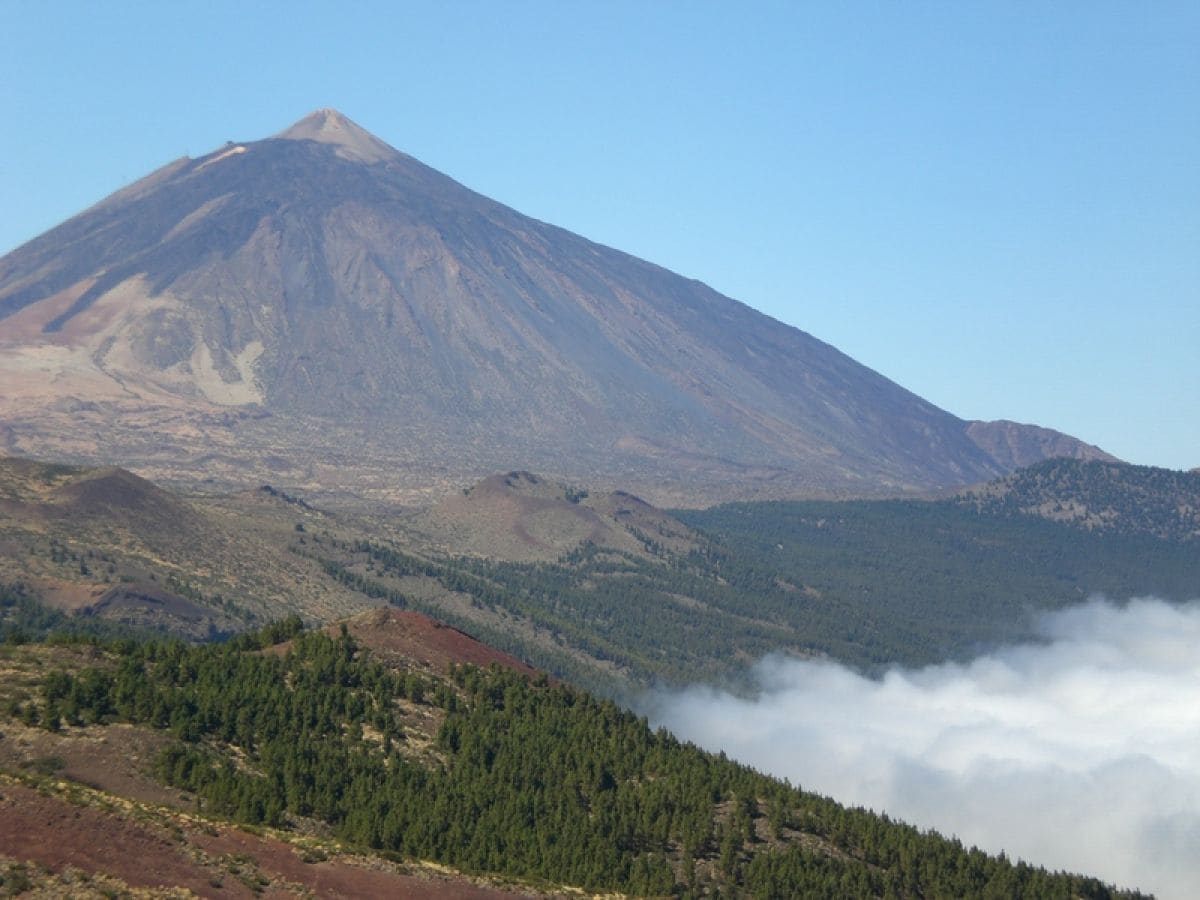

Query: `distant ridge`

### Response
(965, 420, 1118, 470)
(0, 110, 1111, 504)
(956, 457, 1200, 542)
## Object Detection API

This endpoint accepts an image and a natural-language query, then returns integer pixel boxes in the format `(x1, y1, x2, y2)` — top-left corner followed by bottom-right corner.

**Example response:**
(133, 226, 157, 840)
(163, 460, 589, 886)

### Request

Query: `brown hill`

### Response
(0, 455, 663, 687)
(0, 456, 375, 633)
(335, 607, 542, 678)
(0, 109, 1110, 504)
(412, 470, 699, 561)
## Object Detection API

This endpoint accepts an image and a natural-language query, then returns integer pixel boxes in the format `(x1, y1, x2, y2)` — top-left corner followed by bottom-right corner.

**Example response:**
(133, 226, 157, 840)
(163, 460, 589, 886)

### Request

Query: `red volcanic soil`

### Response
(0, 779, 553, 898)
(194, 827, 534, 899)
(0, 721, 182, 808)
(338, 608, 542, 678)
(0, 780, 244, 898)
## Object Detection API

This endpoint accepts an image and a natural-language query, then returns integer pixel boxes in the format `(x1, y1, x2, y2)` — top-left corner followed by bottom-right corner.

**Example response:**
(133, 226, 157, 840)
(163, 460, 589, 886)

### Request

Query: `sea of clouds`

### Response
(642, 597, 1200, 900)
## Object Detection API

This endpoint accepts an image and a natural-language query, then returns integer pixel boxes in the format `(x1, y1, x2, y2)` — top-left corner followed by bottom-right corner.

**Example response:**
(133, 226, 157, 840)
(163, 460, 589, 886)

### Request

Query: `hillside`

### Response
(0, 456, 376, 637)
(0, 638, 551, 898)
(328, 606, 542, 679)
(287, 473, 1200, 691)
(409, 470, 699, 561)
(954, 458, 1200, 541)
(0, 623, 1149, 899)
(0, 110, 1110, 504)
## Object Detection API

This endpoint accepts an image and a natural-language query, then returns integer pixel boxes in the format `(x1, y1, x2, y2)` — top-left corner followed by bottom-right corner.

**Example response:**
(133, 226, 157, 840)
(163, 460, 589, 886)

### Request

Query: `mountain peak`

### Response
(275, 108, 398, 163)
(0, 110, 1104, 503)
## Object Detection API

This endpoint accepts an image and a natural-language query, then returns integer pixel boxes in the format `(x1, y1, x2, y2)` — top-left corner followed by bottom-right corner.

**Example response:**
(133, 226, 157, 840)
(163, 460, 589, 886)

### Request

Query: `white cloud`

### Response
(643, 597, 1200, 900)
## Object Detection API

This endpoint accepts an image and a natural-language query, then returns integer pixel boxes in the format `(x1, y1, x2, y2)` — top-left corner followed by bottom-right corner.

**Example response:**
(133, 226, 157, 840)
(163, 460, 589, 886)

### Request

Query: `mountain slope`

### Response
(0, 456, 375, 634)
(0, 110, 1109, 503)
(0, 625, 1150, 899)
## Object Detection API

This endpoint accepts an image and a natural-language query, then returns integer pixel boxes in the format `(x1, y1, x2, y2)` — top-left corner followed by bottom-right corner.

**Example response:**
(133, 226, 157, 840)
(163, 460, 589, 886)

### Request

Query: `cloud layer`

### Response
(644, 598, 1200, 900)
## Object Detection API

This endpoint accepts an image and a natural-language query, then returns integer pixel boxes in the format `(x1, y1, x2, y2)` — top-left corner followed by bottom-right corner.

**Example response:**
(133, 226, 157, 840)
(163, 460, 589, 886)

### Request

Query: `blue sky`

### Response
(2, 2, 1196, 470)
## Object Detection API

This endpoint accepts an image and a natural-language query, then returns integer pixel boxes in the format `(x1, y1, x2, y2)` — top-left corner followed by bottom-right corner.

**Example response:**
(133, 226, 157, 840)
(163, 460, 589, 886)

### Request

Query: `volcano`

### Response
(0, 109, 1111, 503)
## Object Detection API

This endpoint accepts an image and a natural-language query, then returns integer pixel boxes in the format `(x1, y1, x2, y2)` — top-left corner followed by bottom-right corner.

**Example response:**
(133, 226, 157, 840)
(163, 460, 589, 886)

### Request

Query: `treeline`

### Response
(18, 624, 1149, 899)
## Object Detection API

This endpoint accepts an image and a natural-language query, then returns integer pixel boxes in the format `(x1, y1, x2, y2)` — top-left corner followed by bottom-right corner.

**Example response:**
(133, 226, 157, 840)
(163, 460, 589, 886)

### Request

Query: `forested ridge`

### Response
(8, 622, 1148, 899)
(953, 458, 1200, 541)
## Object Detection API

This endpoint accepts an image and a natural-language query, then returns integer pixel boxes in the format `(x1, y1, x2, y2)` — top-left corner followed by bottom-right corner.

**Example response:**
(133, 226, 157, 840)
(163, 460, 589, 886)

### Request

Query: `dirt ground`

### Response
(0, 774, 564, 899)
(341, 608, 542, 678)
(0, 720, 184, 808)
